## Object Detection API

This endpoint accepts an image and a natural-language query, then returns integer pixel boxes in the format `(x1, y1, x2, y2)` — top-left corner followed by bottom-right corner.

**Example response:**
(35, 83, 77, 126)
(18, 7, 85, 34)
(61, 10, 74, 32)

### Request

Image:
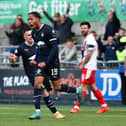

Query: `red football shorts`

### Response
(81, 68, 96, 85)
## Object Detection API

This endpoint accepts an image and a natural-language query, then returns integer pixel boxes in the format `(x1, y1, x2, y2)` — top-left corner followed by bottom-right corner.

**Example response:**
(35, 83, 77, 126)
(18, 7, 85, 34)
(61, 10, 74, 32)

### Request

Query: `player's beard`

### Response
(82, 32, 88, 37)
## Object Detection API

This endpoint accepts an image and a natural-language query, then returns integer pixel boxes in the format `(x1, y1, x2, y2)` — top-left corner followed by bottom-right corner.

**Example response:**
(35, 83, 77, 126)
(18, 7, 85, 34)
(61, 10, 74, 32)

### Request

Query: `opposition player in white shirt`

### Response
(70, 22, 109, 113)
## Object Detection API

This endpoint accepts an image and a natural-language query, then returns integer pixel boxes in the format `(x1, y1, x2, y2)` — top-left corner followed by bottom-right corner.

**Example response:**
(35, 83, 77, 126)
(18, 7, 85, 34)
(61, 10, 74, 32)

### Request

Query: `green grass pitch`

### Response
(0, 105, 126, 126)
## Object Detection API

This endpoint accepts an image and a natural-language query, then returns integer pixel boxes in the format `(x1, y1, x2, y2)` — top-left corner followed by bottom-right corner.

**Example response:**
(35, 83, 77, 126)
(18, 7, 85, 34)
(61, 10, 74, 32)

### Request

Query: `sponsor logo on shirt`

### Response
(37, 41, 45, 46)
(24, 49, 29, 52)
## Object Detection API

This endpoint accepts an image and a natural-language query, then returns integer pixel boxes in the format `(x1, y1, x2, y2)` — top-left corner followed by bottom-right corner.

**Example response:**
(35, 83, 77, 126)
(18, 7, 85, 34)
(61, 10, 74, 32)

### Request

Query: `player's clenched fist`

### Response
(9, 53, 17, 63)
(38, 62, 46, 68)
(30, 60, 37, 66)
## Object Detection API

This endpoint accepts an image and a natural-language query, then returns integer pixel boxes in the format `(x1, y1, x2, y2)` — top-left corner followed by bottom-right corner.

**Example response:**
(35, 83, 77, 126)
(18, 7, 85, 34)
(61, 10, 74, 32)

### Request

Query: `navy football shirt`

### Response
(32, 24, 59, 65)
(14, 42, 37, 77)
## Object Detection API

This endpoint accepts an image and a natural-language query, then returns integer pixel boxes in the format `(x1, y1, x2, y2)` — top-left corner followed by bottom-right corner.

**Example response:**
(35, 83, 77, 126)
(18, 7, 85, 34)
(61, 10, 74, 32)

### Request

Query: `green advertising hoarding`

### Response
(0, 0, 28, 24)
(0, 0, 126, 24)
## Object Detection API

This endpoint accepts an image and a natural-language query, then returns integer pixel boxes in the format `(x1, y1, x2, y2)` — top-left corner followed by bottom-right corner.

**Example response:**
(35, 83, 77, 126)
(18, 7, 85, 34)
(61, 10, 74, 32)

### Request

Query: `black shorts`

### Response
(35, 64, 60, 81)
(28, 75, 52, 91)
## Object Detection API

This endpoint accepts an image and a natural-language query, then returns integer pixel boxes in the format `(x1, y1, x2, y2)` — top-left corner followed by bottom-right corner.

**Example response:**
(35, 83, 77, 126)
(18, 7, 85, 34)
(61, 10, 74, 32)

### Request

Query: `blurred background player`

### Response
(28, 11, 82, 116)
(9, 29, 63, 120)
(70, 22, 109, 113)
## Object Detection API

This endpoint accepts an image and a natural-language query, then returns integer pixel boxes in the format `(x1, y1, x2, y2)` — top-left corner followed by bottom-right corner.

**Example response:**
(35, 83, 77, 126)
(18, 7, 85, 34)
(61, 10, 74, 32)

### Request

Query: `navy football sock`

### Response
(60, 84, 76, 93)
(43, 96, 57, 114)
(33, 88, 42, 109)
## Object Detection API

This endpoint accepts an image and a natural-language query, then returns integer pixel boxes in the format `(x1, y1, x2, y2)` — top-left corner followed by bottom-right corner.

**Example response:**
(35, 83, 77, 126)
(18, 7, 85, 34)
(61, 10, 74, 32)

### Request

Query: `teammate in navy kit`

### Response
(28, 11, 83, 117)
(9, 30, 51, 90)
(9, 29, 64, 119)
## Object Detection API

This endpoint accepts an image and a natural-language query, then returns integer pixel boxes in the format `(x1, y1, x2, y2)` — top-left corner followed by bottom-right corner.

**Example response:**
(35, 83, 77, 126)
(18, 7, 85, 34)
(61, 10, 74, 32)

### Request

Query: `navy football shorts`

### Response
(35, 64, 60, 81)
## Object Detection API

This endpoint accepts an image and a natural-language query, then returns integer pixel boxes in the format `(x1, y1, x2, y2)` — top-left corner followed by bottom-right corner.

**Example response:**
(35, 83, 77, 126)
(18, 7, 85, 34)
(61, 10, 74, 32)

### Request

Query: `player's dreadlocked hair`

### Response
(28, 11, 42, 19)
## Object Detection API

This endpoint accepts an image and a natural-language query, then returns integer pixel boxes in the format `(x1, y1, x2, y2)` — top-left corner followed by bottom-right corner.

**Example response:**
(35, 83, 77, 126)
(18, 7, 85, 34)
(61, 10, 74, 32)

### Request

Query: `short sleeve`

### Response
(87, 34, 96, 50)
(14, 47, 21, 57)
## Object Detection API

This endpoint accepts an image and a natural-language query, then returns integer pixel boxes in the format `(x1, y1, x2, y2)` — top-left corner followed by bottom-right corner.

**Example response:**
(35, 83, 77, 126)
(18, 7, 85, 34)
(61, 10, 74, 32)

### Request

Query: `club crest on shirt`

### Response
(36, 68, 41, 74)
(41, 32, 44, 37)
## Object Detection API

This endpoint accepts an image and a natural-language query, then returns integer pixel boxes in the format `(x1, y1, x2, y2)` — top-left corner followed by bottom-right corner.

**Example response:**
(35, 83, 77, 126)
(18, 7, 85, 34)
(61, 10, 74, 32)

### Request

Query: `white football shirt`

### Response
(82, 34, 98, 70)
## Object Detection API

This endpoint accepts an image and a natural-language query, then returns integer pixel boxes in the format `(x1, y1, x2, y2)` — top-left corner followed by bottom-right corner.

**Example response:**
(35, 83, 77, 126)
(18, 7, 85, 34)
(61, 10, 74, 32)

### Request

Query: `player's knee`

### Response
(90, 85, 97, 91)
(34, 83, 42, 89)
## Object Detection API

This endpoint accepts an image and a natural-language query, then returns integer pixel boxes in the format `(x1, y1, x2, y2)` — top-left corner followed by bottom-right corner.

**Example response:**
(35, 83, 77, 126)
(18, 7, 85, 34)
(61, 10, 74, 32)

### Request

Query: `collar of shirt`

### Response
(25, 41, 34, 47)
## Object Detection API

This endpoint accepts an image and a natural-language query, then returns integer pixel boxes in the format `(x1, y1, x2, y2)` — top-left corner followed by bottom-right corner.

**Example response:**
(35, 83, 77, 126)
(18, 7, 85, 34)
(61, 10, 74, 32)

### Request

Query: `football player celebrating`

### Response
(28, 11, 83, 118)
(9, 29, 63, 119)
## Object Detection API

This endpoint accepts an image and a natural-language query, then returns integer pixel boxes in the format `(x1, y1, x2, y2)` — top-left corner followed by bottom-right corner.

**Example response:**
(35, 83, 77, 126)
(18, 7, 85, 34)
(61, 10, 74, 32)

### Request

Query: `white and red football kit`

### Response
(70, 33, 109, 114)
(81, 33, 98, 85)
